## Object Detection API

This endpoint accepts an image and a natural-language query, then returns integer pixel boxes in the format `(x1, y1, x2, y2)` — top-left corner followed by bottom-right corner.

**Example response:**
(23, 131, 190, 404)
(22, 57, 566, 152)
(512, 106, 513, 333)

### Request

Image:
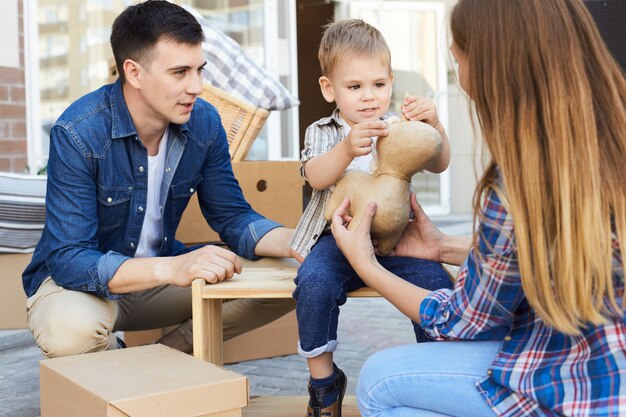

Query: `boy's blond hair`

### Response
(318, 19, 391, 76)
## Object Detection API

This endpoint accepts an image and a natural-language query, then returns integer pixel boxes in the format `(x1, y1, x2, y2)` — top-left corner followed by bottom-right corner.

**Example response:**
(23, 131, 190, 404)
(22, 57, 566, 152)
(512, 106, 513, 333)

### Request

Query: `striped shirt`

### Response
(290, 109, 395, 258)
(420, 171, 626, 417)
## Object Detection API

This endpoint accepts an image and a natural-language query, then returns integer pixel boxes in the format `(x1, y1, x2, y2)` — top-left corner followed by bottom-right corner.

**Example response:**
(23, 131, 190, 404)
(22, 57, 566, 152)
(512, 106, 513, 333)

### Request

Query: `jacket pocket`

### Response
(170, 176, 201, 223)
(96, 184, 132, 231)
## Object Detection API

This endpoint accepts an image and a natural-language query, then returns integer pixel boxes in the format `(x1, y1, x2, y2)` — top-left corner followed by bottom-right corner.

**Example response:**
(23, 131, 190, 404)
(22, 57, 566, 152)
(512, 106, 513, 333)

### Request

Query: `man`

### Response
(23, 0, 294, 358)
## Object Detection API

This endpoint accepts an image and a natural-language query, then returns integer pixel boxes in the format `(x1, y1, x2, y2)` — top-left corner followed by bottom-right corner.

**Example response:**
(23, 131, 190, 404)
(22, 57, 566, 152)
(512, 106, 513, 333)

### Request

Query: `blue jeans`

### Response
(357, 341, 501, 416)
(292, 233, 453, 356)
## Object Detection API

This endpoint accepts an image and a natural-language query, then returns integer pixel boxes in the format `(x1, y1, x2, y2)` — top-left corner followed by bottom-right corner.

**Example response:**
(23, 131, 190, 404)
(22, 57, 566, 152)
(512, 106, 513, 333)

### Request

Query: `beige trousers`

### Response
(27, 277, 295, 358)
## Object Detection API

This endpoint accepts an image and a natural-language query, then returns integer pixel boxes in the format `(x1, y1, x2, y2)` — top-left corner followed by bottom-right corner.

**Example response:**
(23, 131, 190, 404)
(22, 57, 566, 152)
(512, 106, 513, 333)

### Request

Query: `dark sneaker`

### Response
(116, 336, 126, 349)
(306, 364, 347, 417)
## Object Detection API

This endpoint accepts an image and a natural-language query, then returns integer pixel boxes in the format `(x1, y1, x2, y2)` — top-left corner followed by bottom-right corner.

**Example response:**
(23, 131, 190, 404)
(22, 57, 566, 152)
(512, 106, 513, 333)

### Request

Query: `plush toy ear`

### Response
(318, 76, 335, 103)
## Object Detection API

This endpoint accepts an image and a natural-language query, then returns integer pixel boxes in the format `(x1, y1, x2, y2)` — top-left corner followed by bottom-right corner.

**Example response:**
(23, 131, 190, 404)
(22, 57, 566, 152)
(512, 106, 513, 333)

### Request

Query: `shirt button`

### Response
(138, 206, 144, 212)
(129, 242, 135, 248)
(164, 236, 168, 242)
(107, 197, 112, 203)
(487, 369, 493, 376)
(189, 188, 194, 193)
(138, 166, 144, 173)
(504, 335, 512, 342)
(165, 167, 171, 172)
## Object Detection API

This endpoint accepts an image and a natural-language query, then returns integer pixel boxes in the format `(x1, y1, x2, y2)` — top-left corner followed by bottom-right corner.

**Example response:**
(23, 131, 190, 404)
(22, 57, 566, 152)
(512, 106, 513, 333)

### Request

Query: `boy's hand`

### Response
(342, 121, 387, 158)
(401, 95, 441, 129)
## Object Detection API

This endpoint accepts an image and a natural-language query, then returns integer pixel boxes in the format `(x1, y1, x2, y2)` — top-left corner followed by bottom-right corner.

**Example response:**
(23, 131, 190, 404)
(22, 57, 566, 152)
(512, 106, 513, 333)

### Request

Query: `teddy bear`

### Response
(323, 119, 443, 255)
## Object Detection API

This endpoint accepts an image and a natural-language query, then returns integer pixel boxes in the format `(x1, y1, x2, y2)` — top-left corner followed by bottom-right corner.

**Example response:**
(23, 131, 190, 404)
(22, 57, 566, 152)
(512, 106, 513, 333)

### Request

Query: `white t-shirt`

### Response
(135, 129, 168, 258)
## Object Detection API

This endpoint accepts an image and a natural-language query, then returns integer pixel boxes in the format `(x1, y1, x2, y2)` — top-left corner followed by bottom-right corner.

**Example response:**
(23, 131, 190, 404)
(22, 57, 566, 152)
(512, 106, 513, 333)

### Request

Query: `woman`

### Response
(331, 0, 626, 415)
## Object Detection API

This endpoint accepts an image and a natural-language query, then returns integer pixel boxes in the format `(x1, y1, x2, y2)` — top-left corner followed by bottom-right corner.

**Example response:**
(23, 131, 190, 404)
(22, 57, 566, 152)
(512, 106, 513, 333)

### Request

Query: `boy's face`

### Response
(128, 39, 206, 127)
(319, 54, 393, 127)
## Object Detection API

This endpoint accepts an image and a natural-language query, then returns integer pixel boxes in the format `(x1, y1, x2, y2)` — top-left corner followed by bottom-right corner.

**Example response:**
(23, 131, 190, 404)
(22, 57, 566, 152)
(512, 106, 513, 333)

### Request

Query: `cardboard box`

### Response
(223, 310, 297, 364)
(177, 161, 303, 244)
(0, 253, 30, 329)
(124, 311, 297, 364)
(40, 344, 248, 417)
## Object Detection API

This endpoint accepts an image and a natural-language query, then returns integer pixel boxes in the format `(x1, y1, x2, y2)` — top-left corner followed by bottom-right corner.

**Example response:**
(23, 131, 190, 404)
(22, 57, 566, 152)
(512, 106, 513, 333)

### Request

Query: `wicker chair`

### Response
(200, 83, 270, 161)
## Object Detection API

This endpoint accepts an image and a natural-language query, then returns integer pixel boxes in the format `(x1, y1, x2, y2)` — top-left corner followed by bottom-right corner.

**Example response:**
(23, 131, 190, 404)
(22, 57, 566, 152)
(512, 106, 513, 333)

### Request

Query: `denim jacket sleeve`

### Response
(190, 111, 281, 259)
(44, 124, 129, 299)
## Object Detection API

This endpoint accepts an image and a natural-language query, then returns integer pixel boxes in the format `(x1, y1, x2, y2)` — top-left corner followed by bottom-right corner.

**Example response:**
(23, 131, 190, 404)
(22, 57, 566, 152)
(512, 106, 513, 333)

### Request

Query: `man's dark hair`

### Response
(110, 0, 204, 83)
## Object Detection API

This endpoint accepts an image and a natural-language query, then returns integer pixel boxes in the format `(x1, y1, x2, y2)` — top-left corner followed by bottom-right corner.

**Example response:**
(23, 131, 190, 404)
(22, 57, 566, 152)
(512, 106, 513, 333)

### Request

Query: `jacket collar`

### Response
(108, 79, 189, 140)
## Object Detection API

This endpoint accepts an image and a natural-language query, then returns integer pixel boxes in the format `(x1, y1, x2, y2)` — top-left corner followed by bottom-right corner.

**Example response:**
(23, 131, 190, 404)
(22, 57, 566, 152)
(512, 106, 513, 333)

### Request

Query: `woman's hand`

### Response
(390, 194, 445, 261)
(332, 196, 435, 320)
(331, 197, 379, 276)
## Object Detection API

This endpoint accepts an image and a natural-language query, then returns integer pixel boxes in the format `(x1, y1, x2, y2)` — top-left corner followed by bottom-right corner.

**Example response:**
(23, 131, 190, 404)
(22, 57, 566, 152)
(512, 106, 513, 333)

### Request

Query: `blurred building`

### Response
(2, 0, 480, 215)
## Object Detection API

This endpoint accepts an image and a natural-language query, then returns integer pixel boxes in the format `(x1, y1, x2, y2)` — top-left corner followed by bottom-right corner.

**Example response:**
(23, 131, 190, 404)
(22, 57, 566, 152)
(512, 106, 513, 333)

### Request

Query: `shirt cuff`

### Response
(238, 218, 282, 259)
(96, 250, 131, 300)
(419, 288, 454, 339)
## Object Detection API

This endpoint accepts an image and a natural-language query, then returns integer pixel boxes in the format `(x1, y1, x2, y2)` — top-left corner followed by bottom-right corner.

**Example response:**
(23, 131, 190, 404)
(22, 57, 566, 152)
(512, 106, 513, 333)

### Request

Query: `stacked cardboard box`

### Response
(40, 344, 248, 417)
(176, 161, 303, 244)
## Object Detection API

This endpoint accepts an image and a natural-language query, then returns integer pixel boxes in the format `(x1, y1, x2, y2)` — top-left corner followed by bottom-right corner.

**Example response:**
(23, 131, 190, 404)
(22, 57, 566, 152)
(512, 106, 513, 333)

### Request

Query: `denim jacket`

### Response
(23, 80, 280, 300)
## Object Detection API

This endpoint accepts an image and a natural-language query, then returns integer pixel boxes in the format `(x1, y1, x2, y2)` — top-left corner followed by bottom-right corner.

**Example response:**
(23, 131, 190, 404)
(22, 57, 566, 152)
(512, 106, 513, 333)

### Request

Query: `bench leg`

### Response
(206, 299, 223, 364)
(192, 279, 208, 360)
(192, 279, 224, 364)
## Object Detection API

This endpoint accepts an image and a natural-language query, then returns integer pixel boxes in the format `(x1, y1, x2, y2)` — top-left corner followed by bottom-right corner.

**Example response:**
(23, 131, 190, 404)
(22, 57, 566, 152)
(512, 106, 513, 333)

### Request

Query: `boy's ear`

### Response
(318, 76, 335, 103)
(124, 59, 143, 89)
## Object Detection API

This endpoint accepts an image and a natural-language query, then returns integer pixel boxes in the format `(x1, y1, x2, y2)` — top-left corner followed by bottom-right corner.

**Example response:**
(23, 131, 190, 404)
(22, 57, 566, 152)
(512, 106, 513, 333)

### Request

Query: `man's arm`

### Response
(253, 227, 294, 257)
(108, 244, 242, 293)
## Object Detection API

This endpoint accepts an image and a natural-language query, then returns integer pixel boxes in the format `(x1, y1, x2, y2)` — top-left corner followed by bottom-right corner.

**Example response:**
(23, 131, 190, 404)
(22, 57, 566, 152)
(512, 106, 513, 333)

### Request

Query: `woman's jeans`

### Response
(293, 234, 453, 357)
(357, 341, 501, 416)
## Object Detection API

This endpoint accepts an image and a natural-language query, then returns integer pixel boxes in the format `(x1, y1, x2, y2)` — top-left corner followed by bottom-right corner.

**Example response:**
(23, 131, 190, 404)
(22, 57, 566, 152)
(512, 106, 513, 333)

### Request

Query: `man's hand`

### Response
(168, 245, 242, 286)
(109, 245, 242, 294)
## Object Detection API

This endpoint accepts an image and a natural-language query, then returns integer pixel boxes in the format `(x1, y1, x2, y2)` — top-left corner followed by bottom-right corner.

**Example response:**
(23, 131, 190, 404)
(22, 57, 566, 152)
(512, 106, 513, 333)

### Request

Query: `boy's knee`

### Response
(294, 268, 340, 300)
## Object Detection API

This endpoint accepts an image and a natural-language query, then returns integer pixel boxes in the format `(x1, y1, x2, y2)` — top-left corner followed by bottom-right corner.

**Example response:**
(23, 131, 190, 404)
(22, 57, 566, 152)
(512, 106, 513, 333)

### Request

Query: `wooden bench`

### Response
(191, 257, 380, 365)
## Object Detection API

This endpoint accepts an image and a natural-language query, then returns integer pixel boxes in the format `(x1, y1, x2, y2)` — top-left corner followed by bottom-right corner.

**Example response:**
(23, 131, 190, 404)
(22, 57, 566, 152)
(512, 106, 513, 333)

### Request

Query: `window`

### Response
(25, 0, 299, 173)
(347, 0, 450, 214)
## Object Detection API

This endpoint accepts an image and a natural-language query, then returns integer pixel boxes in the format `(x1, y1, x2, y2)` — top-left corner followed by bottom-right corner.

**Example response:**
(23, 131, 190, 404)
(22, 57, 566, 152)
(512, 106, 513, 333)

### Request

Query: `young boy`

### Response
(289, 19, 452, 417)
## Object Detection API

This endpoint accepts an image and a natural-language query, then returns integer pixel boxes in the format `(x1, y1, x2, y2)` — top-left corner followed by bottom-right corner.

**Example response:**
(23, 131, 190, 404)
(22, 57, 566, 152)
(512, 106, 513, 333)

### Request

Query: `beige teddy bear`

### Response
(324, 119, 443, 255)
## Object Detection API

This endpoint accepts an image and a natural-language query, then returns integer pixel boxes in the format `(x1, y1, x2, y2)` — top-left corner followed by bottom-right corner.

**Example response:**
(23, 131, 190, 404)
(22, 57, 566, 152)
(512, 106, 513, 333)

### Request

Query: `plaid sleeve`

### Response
(420, 186, 526, 340)
(300, 123, 335, 179)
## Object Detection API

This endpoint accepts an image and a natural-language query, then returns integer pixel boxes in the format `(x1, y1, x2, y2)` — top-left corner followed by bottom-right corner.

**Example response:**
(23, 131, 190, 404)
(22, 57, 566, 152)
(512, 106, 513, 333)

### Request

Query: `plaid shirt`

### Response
(290, 109, 395, 258)
(420, 171, 626, 417)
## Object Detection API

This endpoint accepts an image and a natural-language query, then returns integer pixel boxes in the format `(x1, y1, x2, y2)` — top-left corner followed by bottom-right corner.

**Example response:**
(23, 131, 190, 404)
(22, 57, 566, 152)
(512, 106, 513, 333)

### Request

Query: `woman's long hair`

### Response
(451, 0, 626, 334)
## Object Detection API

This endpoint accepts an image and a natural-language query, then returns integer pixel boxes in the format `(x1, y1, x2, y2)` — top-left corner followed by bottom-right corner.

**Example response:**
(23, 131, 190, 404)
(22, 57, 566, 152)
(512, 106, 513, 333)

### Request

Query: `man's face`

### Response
(319, 54, 393, 127)
(136, 39, 206, 126)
